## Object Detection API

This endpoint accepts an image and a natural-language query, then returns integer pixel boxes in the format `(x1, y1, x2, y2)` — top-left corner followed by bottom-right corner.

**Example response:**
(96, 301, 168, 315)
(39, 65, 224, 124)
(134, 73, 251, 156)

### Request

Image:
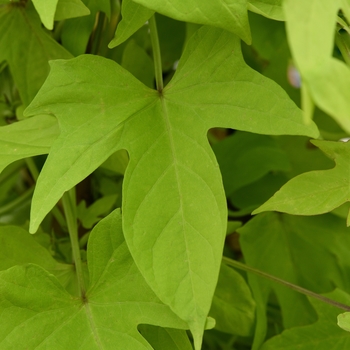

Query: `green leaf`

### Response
(0, 2, 72, 106)
(61, 0, 110, 56)
(0, 225, 80, 296)
(209, 263, 256, 336)
(239, 212, 350, 348)
(138, 325, 193, 350)
(284, 0, 350, 132)
(0, 115, 59, 174)
(31, 0, 59, 29)
(338, 313, 350, 332)
(109, 0, 154, 48)
(248, 0, 284, 21)
(24, 26, 318, 344)
(213, 131, 290, 196)
(133, 0, 252, 44)
(0, 209, 188, 349)
(261, 289, 350, 349)
(77, 194, 118, 229)
(54, 0, 90, 21)
(254, 140, 350, 218)
(121, 39, 155, 88)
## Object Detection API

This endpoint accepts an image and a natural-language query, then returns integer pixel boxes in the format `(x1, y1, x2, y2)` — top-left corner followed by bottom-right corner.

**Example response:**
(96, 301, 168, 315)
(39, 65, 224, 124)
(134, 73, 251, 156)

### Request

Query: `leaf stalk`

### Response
(149, 15, 163, 92)
(223, 257, 350, 311)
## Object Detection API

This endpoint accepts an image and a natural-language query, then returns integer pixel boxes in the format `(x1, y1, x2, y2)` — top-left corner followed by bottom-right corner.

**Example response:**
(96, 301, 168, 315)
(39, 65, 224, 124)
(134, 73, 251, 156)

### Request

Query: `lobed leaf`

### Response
(254, 140, 350, 221)
(25, 26, 318, 346)
(261, 289, 350, 349)
(0, 209, 188, 349)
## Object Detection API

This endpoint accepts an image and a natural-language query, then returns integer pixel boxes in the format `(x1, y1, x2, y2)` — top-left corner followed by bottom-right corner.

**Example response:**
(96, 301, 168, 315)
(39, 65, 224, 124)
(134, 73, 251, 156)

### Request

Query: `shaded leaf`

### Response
(0, 209, 188, 349)
(239, 212, 350, 349)
(254, 140, 350, 219)
(54, 0, 90, 21)
(0, 2, 72, 106)
(25, 26, 318, 345)
(210, 263, 256, 336)
(61, 0, 110, 56)
(261, 289, 350, 349)
(133, 0, 252, 44)
(109, 0, 153, 48)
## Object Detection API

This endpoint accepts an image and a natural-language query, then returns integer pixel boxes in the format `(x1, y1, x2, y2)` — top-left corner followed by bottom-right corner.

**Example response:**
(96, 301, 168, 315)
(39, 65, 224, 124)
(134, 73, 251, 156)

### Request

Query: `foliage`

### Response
(0, 0, 350, 349)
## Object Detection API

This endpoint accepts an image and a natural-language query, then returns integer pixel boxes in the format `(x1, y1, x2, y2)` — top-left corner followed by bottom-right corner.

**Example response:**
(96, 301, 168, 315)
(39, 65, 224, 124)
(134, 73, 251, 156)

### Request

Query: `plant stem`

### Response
(222, 257, 350, 311)
(62, 189, 86, 300)
(149, 15, 163, 92)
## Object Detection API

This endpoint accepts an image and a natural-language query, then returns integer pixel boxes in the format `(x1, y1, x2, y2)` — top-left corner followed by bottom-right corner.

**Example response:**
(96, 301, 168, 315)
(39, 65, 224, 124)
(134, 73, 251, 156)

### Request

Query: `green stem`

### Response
(222, 257, 350, 312)
(62, 190, 86, 299)
(149, 15, 163, 92)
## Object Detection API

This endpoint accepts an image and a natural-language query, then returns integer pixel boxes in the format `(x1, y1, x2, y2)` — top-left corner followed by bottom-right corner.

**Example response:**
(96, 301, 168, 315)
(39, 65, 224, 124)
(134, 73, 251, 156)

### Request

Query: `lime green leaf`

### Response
(248, 0, 284, 21)
(261, 289, 350, 349)
(61, 0, 110, 56)
(133, 0, 252, 44)
(0, 225, 80, 296)
(0, 209, 188, 349)
(284, 0, 350, 132)
(338, 313, 350, 332)
(31, 0, 59, 29)
(0, 115, 59, 174)
(0, 2, 71, 106)
(54, 0, 90, 21)
(210, 263, 255, 336)
(109, 0, 154, 48)
(254, 140, 350, 217)
(24, 26, 318, 345)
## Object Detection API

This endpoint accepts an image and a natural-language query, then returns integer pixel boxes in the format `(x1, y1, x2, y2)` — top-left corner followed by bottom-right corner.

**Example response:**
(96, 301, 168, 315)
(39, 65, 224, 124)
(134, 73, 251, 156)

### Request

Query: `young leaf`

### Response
(133, 0, 252, 44)
(24, 26, 318, 345)
(254, 140, 350, 219)
(0, 115, 59, 174)
(261, 289, 350, 350)
(0, 209, 188, 349)
(109, 0, 154, 48)
(0, 2, 72, 106)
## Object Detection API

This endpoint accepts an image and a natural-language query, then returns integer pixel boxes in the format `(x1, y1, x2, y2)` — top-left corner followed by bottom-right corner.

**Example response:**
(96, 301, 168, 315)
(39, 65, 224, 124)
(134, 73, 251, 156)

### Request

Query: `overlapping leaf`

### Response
(24, 26, 318, 346)
(239, 212, 350, 349)
(0, 2, 72, 106)
(248, 0, 284, 21)
(284, 0, 350, 132)
(261, 289, 350, 349)
(109, 0, 154, 48)
(0, 209, 188, 349)
(0, 115, 59, 173)
(133, 0, 252, 43)
(254, 140, 350, 222)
